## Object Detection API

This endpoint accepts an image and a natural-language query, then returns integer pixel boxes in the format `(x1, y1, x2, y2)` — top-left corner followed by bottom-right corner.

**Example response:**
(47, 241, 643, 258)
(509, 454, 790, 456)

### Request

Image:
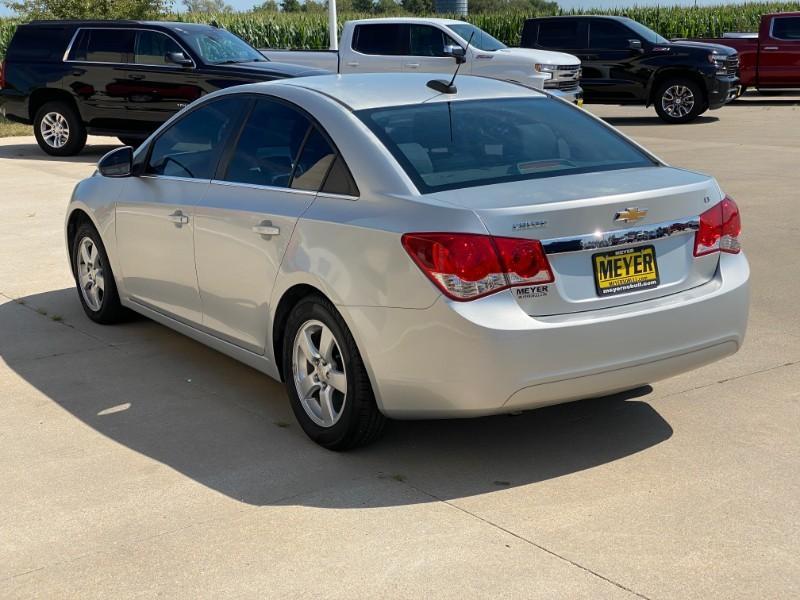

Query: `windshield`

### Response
(179, 28, 266, 65)
(357, 98, 656, 193)
(622, 18, 669, 44)
(446, 23, 507, 51)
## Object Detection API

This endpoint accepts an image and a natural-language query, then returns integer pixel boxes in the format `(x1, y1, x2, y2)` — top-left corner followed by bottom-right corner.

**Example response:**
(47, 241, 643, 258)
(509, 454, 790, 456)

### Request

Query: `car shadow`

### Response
(2, 288, 673, 508)
(600, 114, 719, 127)
(0, 140, 120, 163)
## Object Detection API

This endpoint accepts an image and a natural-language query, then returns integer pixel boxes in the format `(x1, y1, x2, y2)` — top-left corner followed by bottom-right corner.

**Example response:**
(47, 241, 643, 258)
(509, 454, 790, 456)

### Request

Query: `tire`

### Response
(71, 222, 127, 324)
(33, 101, 87, 156)
(283, 295, 386, 450)
(118, 136, 142, 148)
(654, 78, 707, 124)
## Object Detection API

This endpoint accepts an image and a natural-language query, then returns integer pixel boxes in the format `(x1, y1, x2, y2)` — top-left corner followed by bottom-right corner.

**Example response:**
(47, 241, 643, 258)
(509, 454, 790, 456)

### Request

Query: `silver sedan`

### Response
(65, 73, 750, 449)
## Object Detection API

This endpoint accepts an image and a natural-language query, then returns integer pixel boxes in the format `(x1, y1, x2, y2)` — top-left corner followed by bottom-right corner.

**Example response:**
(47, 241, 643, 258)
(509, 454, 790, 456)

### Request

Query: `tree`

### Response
(252, 0, 279, 11)
(401, 0, 432, 14)
(350, 0, 373, 12)
(374, 0, 401, 14)
(3, 0, 170, 19)
(302, 0, 326, 13)
(281, 0, 301, 11)
(467, 0, 558, 13)
(183, 0, 233, 12)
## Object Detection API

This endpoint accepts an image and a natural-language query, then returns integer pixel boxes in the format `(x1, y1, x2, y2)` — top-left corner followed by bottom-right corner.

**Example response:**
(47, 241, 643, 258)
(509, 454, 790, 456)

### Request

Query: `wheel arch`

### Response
(65, 207, 97, 276)
(29, 88, 83, 123)
(646, 68, 708, 108)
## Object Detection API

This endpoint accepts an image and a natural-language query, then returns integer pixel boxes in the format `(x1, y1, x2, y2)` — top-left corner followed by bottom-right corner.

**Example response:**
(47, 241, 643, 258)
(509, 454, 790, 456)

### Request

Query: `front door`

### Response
(115, 95, 248, 324)
(758, 16, 800, 88)
(196, 97, 340, 354)
(581, 19, 644, 101)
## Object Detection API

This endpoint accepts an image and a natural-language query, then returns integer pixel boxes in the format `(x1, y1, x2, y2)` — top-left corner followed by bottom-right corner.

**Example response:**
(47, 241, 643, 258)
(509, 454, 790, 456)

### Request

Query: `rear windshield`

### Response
(357, 97, 656, 193)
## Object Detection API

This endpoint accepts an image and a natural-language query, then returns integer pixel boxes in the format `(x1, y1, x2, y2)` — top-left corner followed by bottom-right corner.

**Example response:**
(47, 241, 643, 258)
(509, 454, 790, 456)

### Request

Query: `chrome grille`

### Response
(544, 64, 581, 91)
(552, 80, 580, 92)
(726, 56, 739, 77)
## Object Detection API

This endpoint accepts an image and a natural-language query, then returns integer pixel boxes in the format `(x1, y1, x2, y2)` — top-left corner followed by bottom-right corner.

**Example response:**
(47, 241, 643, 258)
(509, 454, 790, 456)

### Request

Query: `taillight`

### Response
(401, 232, 554, 301)
(694, 196, 742, 257)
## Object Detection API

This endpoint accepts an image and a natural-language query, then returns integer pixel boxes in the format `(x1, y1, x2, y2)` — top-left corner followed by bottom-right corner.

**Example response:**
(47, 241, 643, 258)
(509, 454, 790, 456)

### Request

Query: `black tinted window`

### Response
(772, 17, 800, 40)
(135, 31, 184, 66)
(352, 24, 408, 55)
(589, 20, 633, 50)
(537, 20, 585, 49)
(147, 96, 246, 179)
(223, 99, 312, 188)
(410, 25, 456, 57)
(70, 29, 135, 63)
(358, 98, 654, 193)
(8, 26, 72, 60)
(322, 155, 359, 196)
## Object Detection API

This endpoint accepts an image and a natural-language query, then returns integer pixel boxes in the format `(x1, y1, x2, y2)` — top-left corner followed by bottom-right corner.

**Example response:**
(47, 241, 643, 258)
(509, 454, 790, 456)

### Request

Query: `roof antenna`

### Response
(427, 31, 474, 95)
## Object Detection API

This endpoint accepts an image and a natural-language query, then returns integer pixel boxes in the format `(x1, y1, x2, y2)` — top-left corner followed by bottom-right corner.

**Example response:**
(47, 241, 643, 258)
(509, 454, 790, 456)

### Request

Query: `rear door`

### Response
(115, 95, 248, 324)
(402, 24, 461, 74)
(63, 28, 136, 130)
(758, 15, 800, 88)
(196, 97, 348, 353)
(345, 23, 406, 73)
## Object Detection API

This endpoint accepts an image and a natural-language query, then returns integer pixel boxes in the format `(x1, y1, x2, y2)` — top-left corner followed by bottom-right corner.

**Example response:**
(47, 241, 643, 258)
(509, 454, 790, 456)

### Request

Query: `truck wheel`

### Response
(654, 79, 706, 124)
(283, 295, 386, 450)
(34, 101, 87, 156)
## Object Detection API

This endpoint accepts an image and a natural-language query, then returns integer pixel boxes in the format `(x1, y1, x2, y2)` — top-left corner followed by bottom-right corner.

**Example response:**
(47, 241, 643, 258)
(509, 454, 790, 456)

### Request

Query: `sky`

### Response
(0, 0, 764, 18)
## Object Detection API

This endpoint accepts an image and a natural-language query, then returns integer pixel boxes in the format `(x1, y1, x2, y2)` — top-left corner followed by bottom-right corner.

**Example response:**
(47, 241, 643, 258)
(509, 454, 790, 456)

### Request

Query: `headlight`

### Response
(708, 53, 727, 75)
(533, 63, 554, 81)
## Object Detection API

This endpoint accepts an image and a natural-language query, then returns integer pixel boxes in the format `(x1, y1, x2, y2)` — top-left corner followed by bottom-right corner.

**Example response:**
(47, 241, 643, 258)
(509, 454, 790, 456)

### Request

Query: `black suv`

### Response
(0, 20, 327, 155)
(522, 16, 739, 123)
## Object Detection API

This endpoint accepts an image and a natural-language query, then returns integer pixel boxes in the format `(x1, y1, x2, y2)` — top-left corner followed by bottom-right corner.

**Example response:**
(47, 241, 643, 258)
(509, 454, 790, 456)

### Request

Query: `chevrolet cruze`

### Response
(65, 73, 749, 449)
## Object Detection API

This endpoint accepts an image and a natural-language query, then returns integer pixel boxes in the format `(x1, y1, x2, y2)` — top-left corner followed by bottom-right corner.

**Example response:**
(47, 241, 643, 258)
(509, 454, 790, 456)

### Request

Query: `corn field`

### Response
(2, 3, 800, 57)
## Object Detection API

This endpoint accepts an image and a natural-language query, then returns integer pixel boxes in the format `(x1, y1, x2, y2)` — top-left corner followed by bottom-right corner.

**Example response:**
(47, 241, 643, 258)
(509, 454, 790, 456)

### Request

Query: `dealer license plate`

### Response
(592, 245, 659, 297)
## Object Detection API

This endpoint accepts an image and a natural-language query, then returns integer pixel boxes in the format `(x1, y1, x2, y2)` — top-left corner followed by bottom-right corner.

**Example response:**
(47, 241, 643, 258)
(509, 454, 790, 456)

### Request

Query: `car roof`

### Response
(25, 20, 216, 32)
(530, 15, 630, 22)
(347, 17, 463, 26)
(249, 73, 544, 111)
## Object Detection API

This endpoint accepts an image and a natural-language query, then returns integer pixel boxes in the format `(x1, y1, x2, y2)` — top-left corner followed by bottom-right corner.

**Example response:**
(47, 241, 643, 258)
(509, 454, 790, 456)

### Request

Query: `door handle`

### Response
(406, 63, 420, 68)
(763, 46, 780, 50)
(168, 210, 189, 226)
(129, 73, 146, 80)
(252, 222, 280, 237)
(346, 61, 359, 67)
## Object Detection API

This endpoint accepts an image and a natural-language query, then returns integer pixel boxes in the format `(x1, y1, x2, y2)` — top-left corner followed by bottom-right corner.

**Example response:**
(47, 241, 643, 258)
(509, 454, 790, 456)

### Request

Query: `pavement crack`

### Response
(402, 481, 653, 599)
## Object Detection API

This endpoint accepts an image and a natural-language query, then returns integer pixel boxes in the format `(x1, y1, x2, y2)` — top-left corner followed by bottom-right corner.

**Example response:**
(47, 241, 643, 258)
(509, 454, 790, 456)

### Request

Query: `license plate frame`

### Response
(592, 245, 660, 297)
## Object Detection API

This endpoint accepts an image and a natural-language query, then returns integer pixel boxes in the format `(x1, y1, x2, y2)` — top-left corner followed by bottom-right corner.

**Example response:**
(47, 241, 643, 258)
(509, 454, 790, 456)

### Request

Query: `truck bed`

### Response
(260, 49, 339, 72)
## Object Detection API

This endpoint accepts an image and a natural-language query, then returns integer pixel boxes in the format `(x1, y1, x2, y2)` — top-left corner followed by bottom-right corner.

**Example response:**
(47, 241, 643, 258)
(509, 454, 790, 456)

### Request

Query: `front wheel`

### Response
(283, 296, 385, 450)
(34, 101, 87, 156)
(654, 79, 706, 123)
(71, 222, 127, 324)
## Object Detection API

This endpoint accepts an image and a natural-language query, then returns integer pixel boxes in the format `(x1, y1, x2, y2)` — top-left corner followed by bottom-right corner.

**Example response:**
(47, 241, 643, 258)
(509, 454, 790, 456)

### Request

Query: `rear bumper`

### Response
(344, 252, 749, 419)
(0, 90, 31, 123)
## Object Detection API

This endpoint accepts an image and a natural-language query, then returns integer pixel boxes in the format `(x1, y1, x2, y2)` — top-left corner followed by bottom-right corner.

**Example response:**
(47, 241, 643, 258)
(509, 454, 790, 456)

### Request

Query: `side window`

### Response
(589, 20, 634, 50)
(321, 155, 359, 196)
(410, 25, 457, 57)
(7, 26, 73, 60)
(71, 29, 135, 63)
(352, 24, 409, 56)
(134, 31, 185, 66)
(146, 96, 247, 179)
(772, 17, 800, 40)
(291, 127, 337, 191)
(537, 20, 586, 49)
(223, 99, 313, 188)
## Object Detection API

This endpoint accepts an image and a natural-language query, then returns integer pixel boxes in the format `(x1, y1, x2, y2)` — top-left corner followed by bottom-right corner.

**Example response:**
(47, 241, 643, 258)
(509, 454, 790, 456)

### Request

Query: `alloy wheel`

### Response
(76, 236, 105, 312)
(40, 111, 70, 149)
(661, 85, 695, 119)
(292, 319, 348, 428)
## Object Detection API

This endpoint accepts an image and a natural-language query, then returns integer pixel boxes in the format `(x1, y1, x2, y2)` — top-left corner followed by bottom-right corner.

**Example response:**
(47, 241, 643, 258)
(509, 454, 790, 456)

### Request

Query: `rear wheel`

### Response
(34, 101, 87, 156)
(283, 295, 385, 450)
(654, 78, 706, 123)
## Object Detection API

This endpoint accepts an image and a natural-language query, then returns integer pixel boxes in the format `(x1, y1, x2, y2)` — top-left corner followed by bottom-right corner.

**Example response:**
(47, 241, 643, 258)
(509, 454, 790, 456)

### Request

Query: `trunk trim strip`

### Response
(541, 217, 700, 255)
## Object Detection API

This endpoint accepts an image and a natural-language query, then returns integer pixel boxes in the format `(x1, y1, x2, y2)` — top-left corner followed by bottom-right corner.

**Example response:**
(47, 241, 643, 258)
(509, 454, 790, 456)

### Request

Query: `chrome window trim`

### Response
(316, 191, 359, 201)
(139, 175, 211, 184)
(209, 179, 319, 197)
(769, 16, 800, 42)
(541, 216, 700, 255)
(62, 27, 197, 69)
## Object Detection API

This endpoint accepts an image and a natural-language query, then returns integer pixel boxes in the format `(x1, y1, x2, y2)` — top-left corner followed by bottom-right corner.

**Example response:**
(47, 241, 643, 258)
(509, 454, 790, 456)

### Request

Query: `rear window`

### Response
(537, 20, 586, 49)
(7, 26, 72, 60)
(352, 24, 409, 55)
(357, 97, 656, 193)
(69, 29, 135, 63)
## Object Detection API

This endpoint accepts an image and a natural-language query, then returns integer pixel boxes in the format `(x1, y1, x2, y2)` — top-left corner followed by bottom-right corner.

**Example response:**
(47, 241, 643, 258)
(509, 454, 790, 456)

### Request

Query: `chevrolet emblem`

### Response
(614, 207, 648, 223)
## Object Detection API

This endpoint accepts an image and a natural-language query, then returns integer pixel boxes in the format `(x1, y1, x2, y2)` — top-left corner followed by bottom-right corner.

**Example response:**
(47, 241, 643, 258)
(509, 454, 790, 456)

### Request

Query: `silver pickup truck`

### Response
(261, 18, 583, 104)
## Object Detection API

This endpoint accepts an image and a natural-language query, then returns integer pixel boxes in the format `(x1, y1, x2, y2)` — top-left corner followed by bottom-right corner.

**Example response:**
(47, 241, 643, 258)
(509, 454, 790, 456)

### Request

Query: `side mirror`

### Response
(444, 45, 467, 64)
(98, 146, 133, 178)
(165, 51, 193, 67)
(628, 39, 643, 52)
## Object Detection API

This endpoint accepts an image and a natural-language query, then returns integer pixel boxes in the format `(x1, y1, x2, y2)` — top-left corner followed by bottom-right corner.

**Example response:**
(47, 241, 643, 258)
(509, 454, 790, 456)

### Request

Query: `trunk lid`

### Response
(428, 166, 722, 316)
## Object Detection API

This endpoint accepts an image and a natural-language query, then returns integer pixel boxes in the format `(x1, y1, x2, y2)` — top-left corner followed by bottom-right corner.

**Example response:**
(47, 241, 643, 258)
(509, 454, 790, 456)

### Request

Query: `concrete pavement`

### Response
(1, 95, 798, 598)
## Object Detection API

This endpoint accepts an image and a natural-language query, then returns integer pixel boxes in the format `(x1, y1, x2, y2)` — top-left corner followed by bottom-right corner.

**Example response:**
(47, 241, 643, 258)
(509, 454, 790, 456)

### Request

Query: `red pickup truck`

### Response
(693, 12, 800, 94)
